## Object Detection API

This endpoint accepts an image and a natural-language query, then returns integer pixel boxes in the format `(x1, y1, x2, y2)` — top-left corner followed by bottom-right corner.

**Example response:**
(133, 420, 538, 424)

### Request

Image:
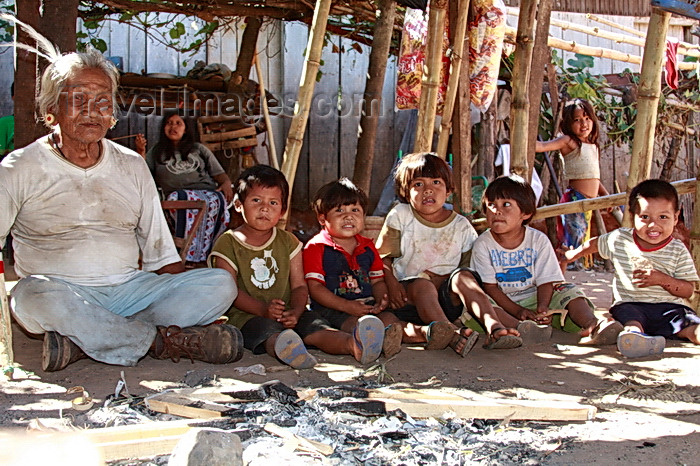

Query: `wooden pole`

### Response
(352, 0, 396, 194)
(451, 2, 472, 214)
(623, 8, 671, 227)
(253, 51, 278, 169)
(436, 0, 469, 159)
(507, 7, 700, 59)
(526, 0, 552, 181)
(280, 0, 332, 226)
(503, 26, 695, 71)
(414, 0, 448, 153)
(533, 178, 695, 221)
(0, 252, 12, 368)
(509, 0, 538, 177)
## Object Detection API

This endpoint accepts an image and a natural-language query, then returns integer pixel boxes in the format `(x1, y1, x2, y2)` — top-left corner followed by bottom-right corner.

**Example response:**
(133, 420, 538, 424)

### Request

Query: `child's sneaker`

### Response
(274, 329, 317, 369)
(354, 315, 384, 364)
(617, 331, 665, 358)
(517, 320, 552, 345)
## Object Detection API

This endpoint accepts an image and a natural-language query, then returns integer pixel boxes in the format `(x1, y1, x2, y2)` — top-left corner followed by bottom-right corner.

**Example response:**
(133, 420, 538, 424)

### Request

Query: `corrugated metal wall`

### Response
(503, 0, 652, 17)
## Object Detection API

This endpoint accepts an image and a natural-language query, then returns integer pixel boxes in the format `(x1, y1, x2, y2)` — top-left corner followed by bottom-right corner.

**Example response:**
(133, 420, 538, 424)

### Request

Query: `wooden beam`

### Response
(509, 0, 538, 178)
(624, 8, 671, 227)
(145, 392, 245, 419)
(452, 4, 472, 214)
(280, 0, 332, 227)
(533, 178, 695, 221)
(353, 0, 397, 194)
(414, 0, 448, 153)
(367, 388, 596, 421)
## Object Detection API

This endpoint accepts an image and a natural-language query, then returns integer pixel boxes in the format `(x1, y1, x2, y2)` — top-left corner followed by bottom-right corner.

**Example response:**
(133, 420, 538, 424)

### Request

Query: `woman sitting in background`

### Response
(137, 110, 233, 263)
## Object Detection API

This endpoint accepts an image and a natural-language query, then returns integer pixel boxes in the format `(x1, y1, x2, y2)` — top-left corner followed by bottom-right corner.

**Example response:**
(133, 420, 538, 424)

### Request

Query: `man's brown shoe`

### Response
(149, 324, 243, 364)
(42, 332, 87, 372)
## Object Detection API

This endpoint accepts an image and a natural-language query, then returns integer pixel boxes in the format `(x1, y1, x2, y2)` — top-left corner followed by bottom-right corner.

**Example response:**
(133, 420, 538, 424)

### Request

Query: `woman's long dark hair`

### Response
(153, 109, 197, 163)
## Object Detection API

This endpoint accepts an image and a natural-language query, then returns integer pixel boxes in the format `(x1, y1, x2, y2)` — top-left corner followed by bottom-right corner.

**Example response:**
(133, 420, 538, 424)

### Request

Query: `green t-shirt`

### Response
(209, 227, 302, 328)
(0, 115, 14, 159)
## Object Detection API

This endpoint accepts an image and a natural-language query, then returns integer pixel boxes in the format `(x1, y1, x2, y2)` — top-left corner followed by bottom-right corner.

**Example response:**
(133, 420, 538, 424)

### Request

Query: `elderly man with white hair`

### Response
(0, 48, 242, 371)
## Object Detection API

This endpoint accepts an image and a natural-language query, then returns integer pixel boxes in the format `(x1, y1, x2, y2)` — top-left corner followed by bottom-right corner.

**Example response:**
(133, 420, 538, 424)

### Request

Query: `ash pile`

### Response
(72, 374, 592, 465)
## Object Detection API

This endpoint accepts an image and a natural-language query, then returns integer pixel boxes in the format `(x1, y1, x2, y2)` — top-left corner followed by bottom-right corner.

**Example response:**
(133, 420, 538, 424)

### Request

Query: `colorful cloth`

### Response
(556, 188, 591, 251)
(469, 0, 507, 111)
(303, 229, 384, 307)
(167, 189, 229, 263)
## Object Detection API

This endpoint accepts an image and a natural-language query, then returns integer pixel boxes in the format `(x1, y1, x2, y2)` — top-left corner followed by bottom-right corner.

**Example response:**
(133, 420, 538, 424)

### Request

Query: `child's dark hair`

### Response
(234, 165, 289, 213)
(312, 177, 368, 217)
(628, 179, 679, 214)
(560, 98, 599, 147)
(482, 175, 537, 225)
(394, 152, 454, 202)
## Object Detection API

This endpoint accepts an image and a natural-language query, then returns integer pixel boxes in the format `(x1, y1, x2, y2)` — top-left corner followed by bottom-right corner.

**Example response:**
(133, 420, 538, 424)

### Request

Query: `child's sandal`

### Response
(425, 321, 454, 350)
(449, 328, 479, 357)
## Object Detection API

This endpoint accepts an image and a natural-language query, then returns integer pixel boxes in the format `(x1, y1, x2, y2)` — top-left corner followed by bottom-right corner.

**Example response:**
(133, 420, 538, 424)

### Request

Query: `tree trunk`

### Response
(452, 13, 471, 214)
(478, 95, 496, 181)
(352, 0, 396, 196)
(236, 17, 262, 79)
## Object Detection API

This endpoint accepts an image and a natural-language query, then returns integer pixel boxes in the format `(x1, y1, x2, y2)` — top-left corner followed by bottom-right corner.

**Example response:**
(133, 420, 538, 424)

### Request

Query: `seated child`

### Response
(304, 178, 453, 358)
(209, 165, 385, 368)
(560, 179, 700, 357)
(376, 152, 522, 354)
(471, 175, 622, 345)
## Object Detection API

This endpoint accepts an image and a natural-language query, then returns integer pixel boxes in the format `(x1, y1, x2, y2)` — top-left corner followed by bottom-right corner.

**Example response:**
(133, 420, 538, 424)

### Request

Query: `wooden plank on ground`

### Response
(264, 422, 334, 456)
(145, 392, 244, 419)
(367, 388, 596, 421)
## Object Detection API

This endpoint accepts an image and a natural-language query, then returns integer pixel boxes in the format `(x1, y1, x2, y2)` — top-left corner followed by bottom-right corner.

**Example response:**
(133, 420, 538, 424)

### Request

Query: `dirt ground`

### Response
(1, 268, 700, 464)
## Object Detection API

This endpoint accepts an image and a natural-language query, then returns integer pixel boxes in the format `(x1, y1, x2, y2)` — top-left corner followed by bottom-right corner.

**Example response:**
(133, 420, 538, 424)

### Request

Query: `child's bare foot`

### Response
(483, 327, 522, 350)
(516, 320, 552, 345)
(382, 323, 403, 358)
(449, 327, 478, 357)
(579, 319, 623, 345)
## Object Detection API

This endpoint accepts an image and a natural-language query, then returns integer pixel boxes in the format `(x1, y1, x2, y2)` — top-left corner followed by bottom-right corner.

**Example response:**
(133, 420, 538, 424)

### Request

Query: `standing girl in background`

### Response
(535, 99, 609, 270)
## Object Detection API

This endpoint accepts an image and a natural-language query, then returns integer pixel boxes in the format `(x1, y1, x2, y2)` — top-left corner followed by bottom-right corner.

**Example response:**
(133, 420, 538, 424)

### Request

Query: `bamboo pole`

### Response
(436, 0, 470, 159)
(623, 8, 671, 227)
(280, 0, 332, 227)
(254, 51, 278, 169)
(507, 7, 700, 58)
(0, 252, 12, 368)
(691, 136, 700, 309)
(533, 178, 695, 221)
(509, 0, 538, 178)
(353, 0, 396, 194)
(414, 0, 448, 153)
(503, 26, 696, 71)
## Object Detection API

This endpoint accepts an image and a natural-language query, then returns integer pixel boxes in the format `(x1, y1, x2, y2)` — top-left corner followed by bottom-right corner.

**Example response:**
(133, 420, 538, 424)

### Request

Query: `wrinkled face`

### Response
(319, 203, 365, 240)
(164, 114, 186, 143)
(235, 185, 284, 233)
(485, 198, 530, 235)
(53, 68, 113, 146)
(408, 176, 449, 221)
(570, 107, 592, 141)
(633, 196, 678, 249)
